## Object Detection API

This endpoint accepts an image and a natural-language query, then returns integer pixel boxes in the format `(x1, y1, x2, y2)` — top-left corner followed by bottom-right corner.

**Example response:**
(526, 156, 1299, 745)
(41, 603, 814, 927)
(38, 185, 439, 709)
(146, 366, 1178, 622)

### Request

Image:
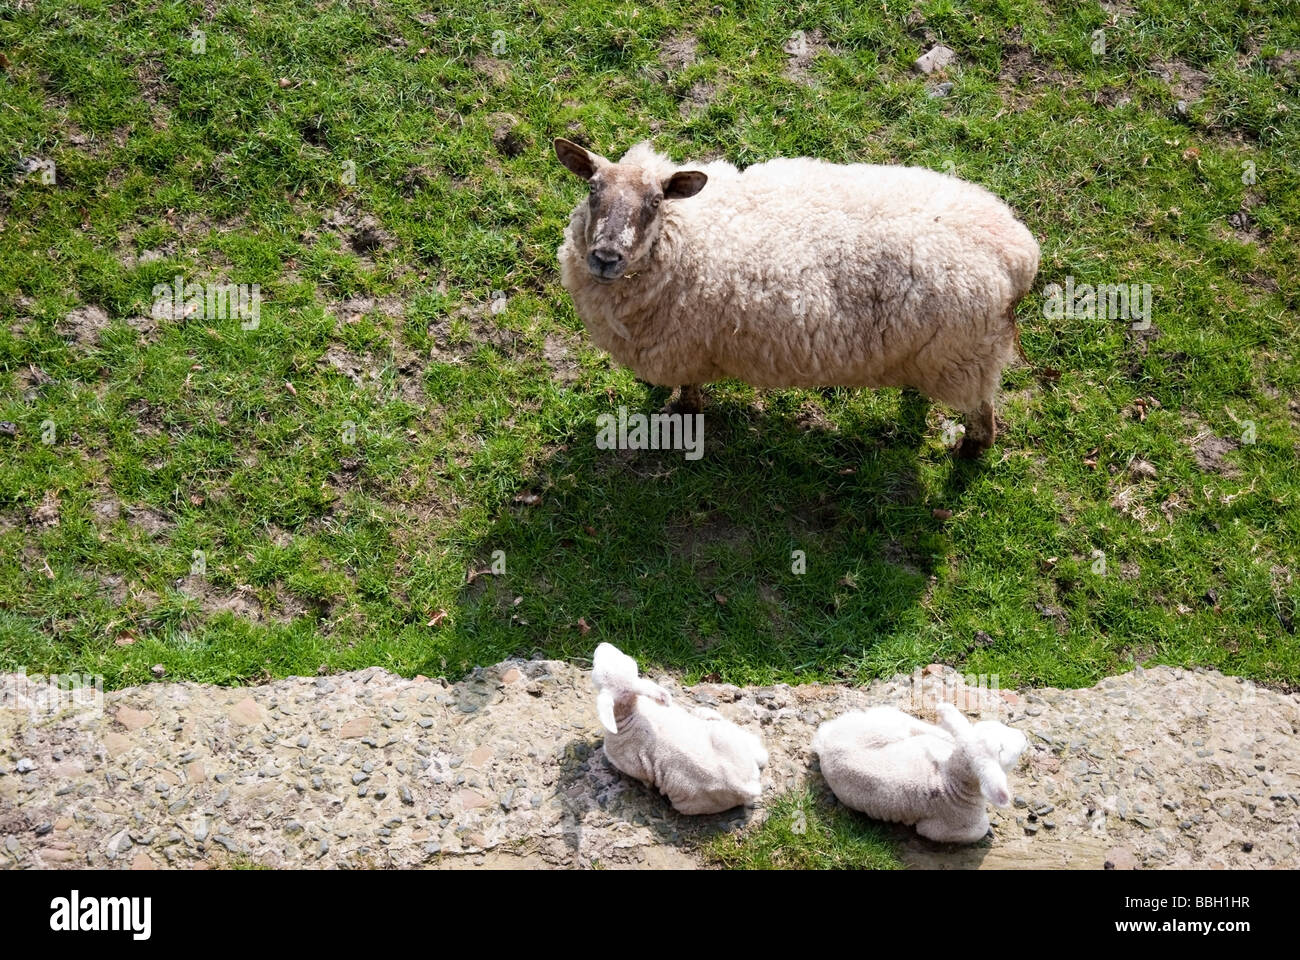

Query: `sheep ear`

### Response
(555, 138, 602, 180)
(596, 689, 618, 733)
(979, 760, 1012, 807)
(935, 702, 970, 737)
(663, 170, 707, 199)
(637, 677, 671, 708)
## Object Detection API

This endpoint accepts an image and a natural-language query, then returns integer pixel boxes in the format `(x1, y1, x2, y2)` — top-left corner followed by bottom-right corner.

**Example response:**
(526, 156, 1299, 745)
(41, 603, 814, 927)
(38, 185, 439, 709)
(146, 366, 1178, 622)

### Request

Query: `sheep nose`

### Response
(588, 249, 626, 278)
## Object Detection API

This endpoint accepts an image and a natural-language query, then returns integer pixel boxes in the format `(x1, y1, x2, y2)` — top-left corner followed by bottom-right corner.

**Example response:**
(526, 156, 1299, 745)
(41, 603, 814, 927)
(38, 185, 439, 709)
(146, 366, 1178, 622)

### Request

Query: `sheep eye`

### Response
(652, 196, 661, 208)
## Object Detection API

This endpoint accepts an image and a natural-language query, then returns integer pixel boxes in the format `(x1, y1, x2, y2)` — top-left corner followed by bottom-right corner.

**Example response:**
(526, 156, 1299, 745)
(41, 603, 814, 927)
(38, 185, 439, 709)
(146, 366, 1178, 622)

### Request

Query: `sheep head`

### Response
(591, 642, 672, 734)
(554, 138, 707, 282)
(936, 702, 1014, 808)
(972, 719, 1028, 773)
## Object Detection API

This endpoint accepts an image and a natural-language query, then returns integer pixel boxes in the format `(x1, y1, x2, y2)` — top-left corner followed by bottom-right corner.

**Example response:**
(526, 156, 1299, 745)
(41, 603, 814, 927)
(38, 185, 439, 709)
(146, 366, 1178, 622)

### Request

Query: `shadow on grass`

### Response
(429, 386, 986, 685)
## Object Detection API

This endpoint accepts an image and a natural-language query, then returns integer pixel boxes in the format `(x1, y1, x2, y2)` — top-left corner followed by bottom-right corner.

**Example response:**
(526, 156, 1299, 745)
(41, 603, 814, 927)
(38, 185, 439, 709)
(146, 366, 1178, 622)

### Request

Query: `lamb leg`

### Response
(667, 383, 704, 415)
(954, 400, 995, 459)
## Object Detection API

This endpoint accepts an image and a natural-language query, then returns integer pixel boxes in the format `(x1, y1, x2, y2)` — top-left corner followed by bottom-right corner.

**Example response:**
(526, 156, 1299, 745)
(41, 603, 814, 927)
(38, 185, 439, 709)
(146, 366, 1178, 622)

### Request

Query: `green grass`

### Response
(704, 788, 903, 869)
(1, 0, 1298, 698)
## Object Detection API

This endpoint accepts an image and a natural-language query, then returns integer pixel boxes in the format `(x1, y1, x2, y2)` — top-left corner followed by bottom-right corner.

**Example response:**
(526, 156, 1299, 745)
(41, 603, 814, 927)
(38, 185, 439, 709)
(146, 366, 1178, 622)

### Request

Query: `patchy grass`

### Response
(0, 0, 1297, 692)
(704, 788, 903, 869)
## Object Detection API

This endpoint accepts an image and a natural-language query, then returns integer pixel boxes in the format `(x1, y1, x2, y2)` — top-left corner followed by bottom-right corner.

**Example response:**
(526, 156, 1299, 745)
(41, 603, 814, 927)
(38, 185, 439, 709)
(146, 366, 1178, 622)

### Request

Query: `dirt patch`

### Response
(328, 297, 405, 322)
(1225, 190, 1267, 244)
(793, 400, 837, 433)
(127, 400, 167, 438)
(678, 79, 716, 117)
(90, 498, 121, 523)
(96, 572, 159, 610)
(667, 514, 750, 562)
(123, 313, 159, 341)
(998, 42, 1071, 108)
(30, 491, 60, 527)
(1034, 601, 1070, 634)
(542, 333, 581, 385)
(881, 539, 923, 576)
(120, 241, 178, 269)
(660, 33, 698, 71)
(1185, 417, 1241, 475)
(56, 305, 111, 348)
(319, 344, 424, 405)
(1265, 50, 1300, 74)
(428, 302, 524, 362)
(176, 575, 263, 621)
(787, 498, 843, 535)
(784, 28, 832, 85)
(125, 505, 174, 538)
(174, 575, 306, 625)
(308, 208, 394, 259)
(14, 364, 51, 401)
(399, 165, 439, 197)
(471, 55, 511, 86)
(489, 113, 530, 159)
(1153, 60, 1210, 103)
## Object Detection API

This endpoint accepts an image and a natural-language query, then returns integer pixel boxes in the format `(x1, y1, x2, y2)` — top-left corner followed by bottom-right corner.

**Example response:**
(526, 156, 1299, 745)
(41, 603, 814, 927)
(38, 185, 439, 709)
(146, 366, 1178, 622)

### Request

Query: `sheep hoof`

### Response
(666, 384, 704, 415)
(953, 435, 990, 459)
(954, 402, 995, 458)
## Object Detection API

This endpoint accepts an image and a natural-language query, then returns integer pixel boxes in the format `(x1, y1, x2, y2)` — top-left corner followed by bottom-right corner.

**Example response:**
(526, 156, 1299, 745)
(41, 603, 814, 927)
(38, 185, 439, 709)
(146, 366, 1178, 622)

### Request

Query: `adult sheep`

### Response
(554, 139, 1040, 457)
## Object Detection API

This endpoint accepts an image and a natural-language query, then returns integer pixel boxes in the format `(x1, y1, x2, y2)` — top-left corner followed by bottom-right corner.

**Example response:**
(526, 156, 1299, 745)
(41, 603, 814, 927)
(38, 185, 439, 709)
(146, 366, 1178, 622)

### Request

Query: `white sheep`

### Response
(591, 642, 768, 815)
(812, 702, 1026, 843)
(554, 139, 1040, 457)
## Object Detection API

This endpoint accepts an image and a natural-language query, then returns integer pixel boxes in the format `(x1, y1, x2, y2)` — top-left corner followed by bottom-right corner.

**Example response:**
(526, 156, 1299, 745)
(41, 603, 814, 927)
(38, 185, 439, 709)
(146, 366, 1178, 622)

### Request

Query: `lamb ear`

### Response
(935, 702, 971, 737)
(978, 759, 1012, 807)
(663, 170, 707, 199)
(555, 138, 602, 180)
(638, 678, 671, 708)
(596, 689, 619, 734)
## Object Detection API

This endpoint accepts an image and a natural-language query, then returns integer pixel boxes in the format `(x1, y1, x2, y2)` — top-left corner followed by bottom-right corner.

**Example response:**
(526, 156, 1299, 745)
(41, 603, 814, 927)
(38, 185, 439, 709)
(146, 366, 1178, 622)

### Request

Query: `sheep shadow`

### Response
(553, 735, 755, 864)
(804, 755, 997, 870)
(436, 385, 987, 681)
(553, 737, 996, 869)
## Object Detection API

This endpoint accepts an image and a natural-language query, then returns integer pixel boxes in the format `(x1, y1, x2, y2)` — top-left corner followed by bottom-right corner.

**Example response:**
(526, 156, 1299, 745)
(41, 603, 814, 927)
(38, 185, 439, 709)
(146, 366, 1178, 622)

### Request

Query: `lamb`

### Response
(591, 642, 768, 815)
(811, 702, 1027, 844)
(554, 138, 1040, 457)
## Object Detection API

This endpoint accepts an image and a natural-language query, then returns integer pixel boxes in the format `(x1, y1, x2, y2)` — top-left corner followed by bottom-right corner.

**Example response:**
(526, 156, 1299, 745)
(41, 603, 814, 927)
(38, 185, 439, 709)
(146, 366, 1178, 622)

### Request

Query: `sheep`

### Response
(554, 138, 1040, 457)
(591, 642, 768, 815)
(811, 702, 1027, 844)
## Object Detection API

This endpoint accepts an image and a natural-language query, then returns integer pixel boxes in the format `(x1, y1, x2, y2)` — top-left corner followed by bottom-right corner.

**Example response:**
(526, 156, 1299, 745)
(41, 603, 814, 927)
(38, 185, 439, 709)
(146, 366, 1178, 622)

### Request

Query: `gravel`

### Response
(1, 661, 1295, 870)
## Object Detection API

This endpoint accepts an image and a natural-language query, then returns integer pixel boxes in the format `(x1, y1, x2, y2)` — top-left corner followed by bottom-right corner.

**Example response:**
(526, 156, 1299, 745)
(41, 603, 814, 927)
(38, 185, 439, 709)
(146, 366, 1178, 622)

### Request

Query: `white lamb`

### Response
(812, 702, 1027, 844)
(555, 138, 1040, 457)
(591, 642, 768, 815)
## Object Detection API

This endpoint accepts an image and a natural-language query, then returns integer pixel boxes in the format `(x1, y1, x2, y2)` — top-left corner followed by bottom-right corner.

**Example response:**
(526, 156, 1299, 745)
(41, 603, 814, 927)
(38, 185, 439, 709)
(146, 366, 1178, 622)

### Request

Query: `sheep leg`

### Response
(668, 384, 704, 415)
(954, 400, 995, 459)
(914, 815, 990, 844)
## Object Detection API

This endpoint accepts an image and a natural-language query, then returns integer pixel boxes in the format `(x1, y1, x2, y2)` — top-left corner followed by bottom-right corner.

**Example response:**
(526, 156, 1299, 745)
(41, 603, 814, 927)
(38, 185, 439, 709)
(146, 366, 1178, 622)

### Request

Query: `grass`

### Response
(1, 0, 1298, 704)
(704, 788, 903, 869)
